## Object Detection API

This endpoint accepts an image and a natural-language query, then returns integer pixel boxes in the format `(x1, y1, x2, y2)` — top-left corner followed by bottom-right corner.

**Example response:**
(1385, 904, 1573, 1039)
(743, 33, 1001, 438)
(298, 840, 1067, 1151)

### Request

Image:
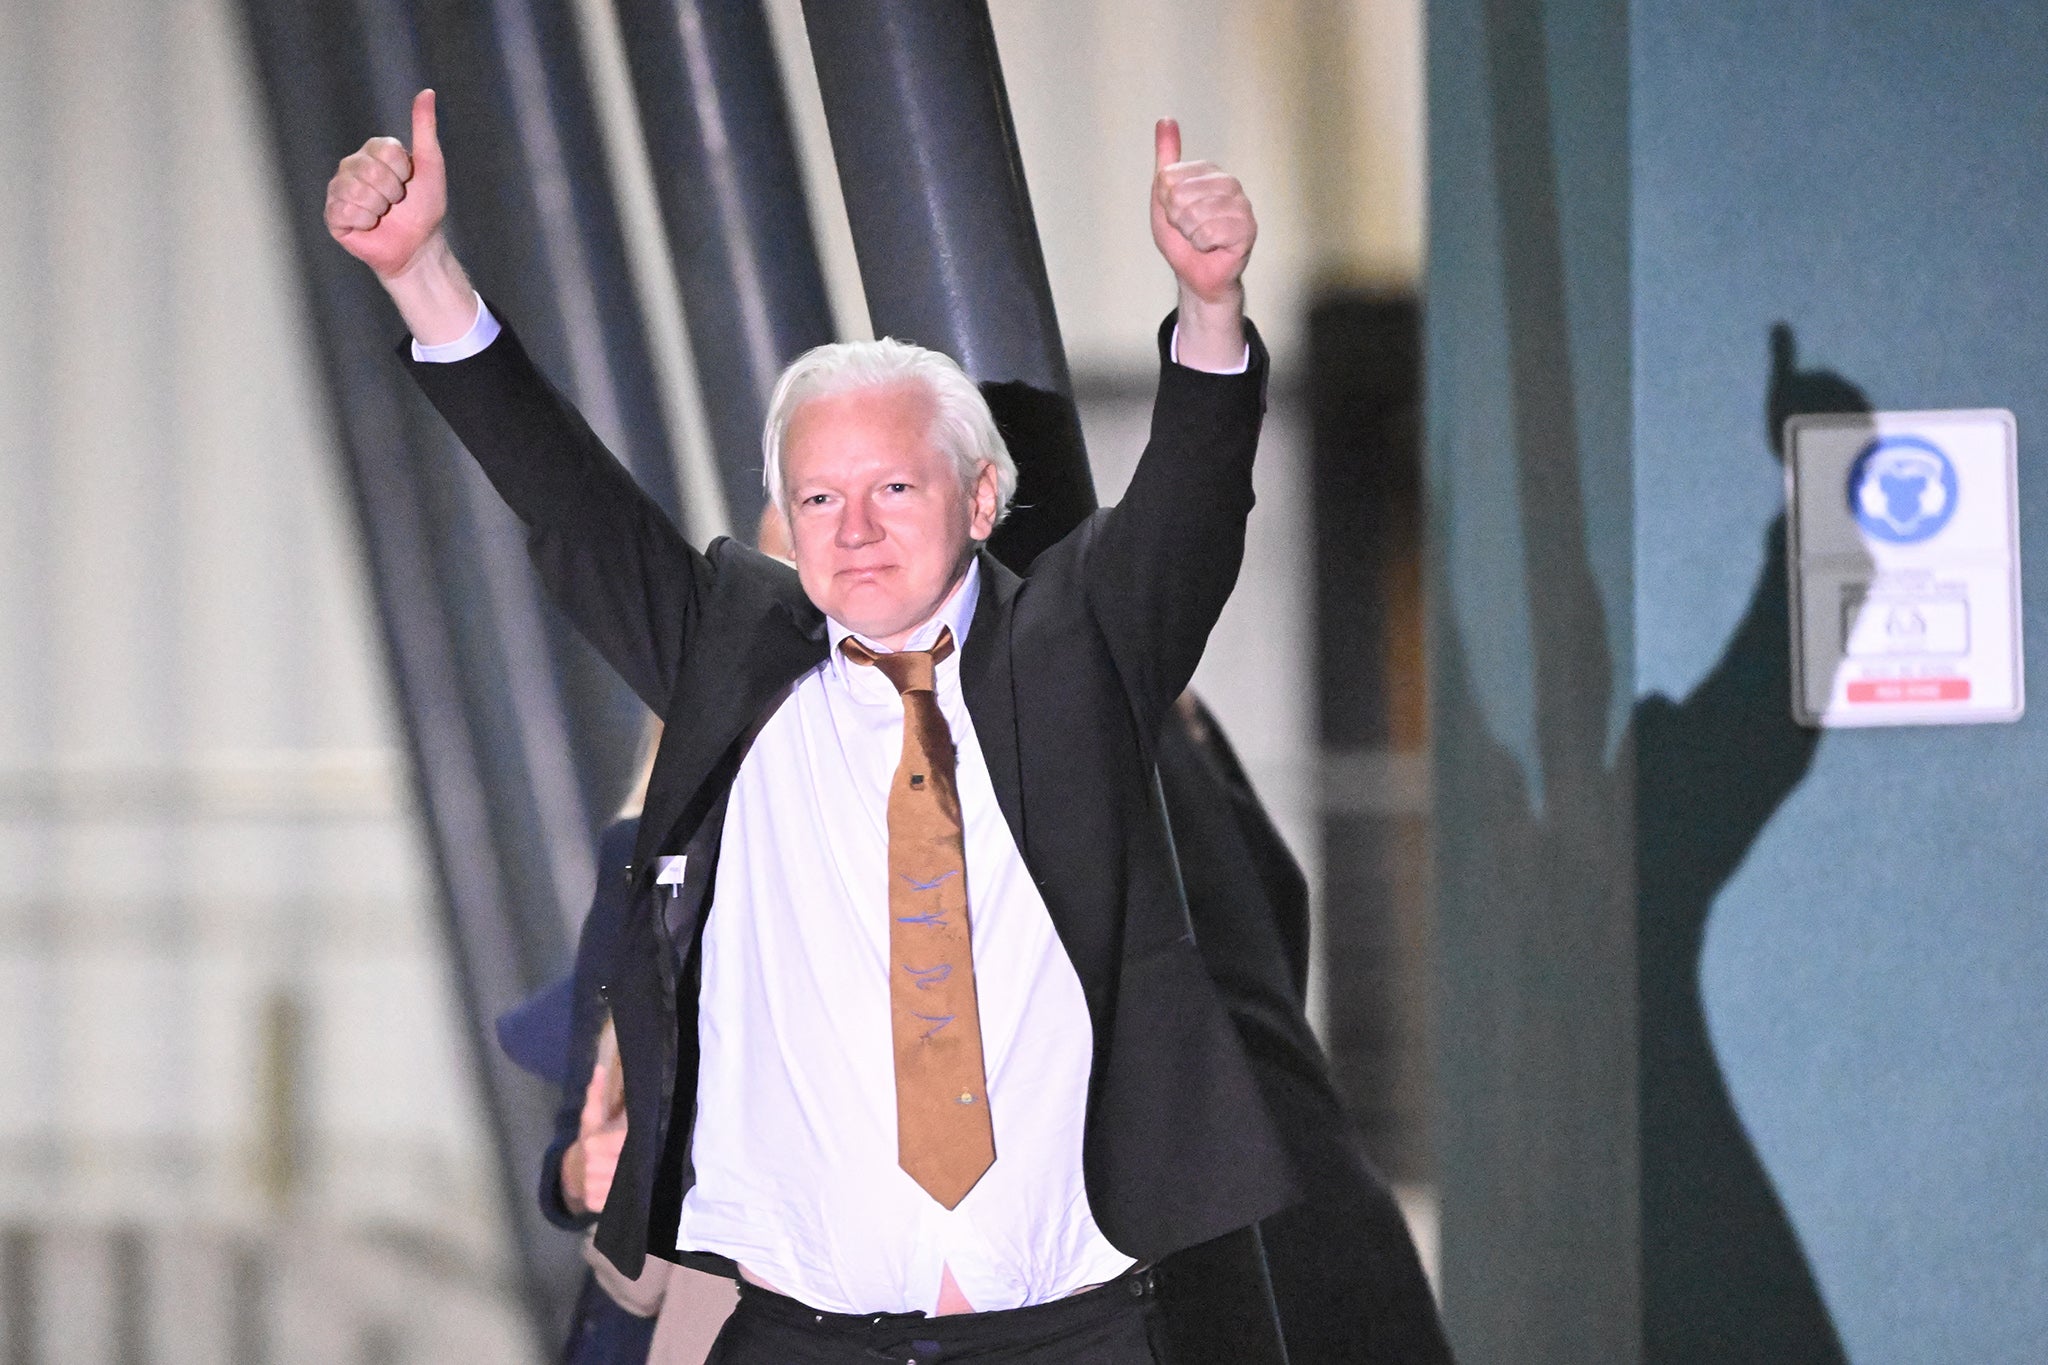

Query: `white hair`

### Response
(761, 338, 1018, 533)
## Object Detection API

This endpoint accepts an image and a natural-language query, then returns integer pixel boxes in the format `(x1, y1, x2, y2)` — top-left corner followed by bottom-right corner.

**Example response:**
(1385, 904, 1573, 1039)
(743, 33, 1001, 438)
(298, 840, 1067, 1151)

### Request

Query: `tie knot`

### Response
(840, 626, 955, 695)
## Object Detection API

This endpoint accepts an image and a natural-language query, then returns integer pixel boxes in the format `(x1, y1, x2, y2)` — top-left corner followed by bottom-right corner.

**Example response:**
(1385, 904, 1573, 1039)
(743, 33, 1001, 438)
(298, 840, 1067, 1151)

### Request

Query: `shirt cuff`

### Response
(1168, 323, 1251, 375)
(410, 292, 500, 363)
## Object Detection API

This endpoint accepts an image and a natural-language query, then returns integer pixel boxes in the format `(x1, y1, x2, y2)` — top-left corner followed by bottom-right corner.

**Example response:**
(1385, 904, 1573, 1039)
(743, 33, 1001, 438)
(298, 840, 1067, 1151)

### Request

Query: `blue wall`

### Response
(1637, 2, 2048, 1360)
(1430, 0, 2048, 1359)
(1429, 0, 1640, 1356)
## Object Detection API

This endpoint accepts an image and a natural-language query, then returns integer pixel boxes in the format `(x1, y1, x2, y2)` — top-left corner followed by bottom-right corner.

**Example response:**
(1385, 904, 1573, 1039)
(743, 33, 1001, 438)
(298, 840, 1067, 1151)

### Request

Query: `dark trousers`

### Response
(704, 1267, 1164, 1365)
(561, 1269, 658, 1365)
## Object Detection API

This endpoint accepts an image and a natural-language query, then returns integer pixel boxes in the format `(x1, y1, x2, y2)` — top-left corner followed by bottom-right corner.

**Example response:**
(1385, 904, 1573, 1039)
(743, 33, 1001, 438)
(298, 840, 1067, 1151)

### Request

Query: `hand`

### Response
(1149, 119, 1256, 307)
(326, 89, 447, 280)
(1149, 119, 1254, 369)
(325, 89, 476, 344)
(561, 1052, 628, 1217)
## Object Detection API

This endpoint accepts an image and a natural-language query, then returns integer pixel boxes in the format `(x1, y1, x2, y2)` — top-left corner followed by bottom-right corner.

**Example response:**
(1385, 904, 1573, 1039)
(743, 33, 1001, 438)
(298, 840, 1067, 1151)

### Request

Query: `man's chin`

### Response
(810, 568, 964, 644)
(837, 614, 919, 643)
(819, 589, 915, 640)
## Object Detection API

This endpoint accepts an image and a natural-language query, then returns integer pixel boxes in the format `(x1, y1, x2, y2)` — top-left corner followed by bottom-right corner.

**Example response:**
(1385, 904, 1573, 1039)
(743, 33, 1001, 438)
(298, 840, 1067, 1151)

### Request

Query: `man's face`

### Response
(782, 382, 999, 649)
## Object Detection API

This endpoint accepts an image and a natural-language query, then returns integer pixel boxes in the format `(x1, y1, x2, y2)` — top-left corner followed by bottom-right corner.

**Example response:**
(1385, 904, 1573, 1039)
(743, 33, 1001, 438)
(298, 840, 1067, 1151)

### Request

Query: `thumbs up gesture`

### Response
(325, 89, 476, 345)
(326, 89, 447, 279)
(1150, 119, 1256, 302)
(1149, 119, 1255, 368)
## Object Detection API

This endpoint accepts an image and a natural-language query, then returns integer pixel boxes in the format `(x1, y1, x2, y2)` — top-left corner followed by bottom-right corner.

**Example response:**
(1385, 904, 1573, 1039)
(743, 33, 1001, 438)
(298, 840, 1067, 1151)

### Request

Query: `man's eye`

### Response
(885, 482, 911, 494)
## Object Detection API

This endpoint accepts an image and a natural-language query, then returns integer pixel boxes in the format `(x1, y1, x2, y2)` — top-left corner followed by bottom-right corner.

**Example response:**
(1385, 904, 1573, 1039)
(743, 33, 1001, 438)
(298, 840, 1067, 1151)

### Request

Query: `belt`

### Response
(730, 1263, 1160, 1360)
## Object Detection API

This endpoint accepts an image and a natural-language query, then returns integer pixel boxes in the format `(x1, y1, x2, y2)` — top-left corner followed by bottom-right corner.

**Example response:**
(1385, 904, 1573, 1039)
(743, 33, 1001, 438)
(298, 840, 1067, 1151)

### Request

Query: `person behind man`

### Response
(326, 88, 1287, 1362)
(497, 815, 664, 1365)
(548, 811, 740, 1365)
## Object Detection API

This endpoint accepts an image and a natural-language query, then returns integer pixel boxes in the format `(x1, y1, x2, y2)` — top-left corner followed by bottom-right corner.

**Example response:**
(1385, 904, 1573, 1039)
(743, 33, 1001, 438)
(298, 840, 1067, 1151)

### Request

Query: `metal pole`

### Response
(235, 0, 696, 1343)
(800, 8, 1286, 1360)
(611, 0, 838, 527)
(798, 0, 1097, 571)
(409, 0, 686, 867)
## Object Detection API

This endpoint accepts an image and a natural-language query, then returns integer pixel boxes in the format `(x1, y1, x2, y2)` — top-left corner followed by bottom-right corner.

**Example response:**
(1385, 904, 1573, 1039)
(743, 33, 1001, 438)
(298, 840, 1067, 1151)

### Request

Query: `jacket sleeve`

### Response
(1082, 313, 1269, 735)
(539, 817, 641, 1231)
(402, 318, 709, 713)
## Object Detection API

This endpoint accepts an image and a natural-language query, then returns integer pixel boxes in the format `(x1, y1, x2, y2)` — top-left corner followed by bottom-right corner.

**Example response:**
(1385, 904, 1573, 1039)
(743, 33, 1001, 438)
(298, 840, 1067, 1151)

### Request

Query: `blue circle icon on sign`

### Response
(1847, 435, 1958, 544)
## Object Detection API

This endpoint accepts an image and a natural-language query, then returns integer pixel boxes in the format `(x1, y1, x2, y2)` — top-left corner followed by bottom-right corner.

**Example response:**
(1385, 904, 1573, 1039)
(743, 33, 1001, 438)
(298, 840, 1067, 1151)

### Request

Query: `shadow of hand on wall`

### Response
(1441, 327, 1859, 1365)
(1459, 9, 1863, 1354)
(1435, 325, 1857, 1362)
(1629, 325, 1863, 1361)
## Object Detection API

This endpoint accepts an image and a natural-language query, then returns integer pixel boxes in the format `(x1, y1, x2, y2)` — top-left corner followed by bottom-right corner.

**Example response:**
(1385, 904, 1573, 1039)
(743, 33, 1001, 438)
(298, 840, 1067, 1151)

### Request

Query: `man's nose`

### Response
(836, 496, 880, 548)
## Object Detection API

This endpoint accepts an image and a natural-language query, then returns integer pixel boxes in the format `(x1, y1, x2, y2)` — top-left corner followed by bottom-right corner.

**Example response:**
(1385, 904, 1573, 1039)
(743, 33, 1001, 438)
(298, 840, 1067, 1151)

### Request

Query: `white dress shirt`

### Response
(673, 561, 1133, 1314)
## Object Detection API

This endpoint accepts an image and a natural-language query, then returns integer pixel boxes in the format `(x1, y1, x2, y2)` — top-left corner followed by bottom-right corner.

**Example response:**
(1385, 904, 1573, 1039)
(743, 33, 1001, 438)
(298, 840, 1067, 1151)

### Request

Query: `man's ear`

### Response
(755, 500, 794, 561)
(969, 461, 1001, 542)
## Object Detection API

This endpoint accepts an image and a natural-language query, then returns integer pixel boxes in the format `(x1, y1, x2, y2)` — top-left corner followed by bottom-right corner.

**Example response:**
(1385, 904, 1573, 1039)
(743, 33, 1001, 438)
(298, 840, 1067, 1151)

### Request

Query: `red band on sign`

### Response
(1846, 678, 1972, 703)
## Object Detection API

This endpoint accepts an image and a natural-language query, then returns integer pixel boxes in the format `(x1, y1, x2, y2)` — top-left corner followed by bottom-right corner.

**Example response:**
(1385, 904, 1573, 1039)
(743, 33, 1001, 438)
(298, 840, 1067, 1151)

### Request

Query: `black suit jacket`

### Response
(407, 313, 1299, 1279)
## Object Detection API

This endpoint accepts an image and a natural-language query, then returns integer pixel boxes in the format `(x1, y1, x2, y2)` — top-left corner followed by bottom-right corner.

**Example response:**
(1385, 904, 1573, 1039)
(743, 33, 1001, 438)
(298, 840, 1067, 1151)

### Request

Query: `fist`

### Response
(562, 1051, 628, 1217)
(562, 1124, 626, 1216)
(326, 89, 446, 279)
(1150, 119, 1256, 305)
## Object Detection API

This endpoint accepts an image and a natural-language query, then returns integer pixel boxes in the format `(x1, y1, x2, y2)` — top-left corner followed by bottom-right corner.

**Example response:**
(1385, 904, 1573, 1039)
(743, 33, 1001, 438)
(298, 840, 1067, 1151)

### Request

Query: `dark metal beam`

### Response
(408, 0, 683, 843)
(800, 9, 1289, 1361)
(798, 0, 1097, 571)
(234, 0, 695, 1344)
(612, 0, 838, 528)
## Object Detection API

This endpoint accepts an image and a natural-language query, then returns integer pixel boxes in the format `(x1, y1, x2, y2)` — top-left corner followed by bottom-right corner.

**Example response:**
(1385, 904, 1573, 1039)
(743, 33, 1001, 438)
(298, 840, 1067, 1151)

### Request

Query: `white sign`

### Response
(1786, 408, 2023, 727)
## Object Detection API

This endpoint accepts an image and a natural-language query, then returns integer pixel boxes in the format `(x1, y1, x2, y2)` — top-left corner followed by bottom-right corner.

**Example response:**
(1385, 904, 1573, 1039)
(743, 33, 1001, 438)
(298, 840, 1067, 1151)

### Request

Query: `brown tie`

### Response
(840, 627, 996, 1208)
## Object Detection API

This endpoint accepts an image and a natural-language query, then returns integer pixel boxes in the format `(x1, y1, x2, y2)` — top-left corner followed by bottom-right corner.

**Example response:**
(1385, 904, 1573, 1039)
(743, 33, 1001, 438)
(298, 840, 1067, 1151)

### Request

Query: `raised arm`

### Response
(325, 90, 707, 712)
(1085, 120, 1265, 725)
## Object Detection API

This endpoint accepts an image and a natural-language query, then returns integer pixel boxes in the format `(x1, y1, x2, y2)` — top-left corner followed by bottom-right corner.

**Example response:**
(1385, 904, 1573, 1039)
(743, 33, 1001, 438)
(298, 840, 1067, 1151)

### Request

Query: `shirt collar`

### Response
(826, 556, 981, 676)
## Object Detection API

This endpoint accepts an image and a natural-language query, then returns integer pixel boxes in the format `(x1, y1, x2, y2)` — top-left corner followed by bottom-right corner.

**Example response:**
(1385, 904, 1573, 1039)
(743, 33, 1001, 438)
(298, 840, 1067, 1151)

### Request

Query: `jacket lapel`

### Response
(633, 579, 828, 885)
(960, 551, 1027, 858)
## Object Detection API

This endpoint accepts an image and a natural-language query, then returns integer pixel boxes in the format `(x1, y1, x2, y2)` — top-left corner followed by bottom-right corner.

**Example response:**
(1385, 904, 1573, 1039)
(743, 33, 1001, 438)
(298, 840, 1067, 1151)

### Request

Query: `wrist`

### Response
(381, 234, 476, 345)
(1173, 284, 1247, 371)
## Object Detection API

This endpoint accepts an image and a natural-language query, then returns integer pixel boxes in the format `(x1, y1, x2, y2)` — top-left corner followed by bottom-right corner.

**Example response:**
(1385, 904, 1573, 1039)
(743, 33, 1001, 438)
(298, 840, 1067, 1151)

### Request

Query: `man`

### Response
(327, 89, 1290, 1362)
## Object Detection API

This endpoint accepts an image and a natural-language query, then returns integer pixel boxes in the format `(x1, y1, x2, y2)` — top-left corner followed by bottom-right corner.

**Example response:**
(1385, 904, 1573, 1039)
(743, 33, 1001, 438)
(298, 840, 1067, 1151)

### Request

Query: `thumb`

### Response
(410, 88, 442, 175)
(1154, 117, 1181, 173)
(1769, 321, 1795, 379)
